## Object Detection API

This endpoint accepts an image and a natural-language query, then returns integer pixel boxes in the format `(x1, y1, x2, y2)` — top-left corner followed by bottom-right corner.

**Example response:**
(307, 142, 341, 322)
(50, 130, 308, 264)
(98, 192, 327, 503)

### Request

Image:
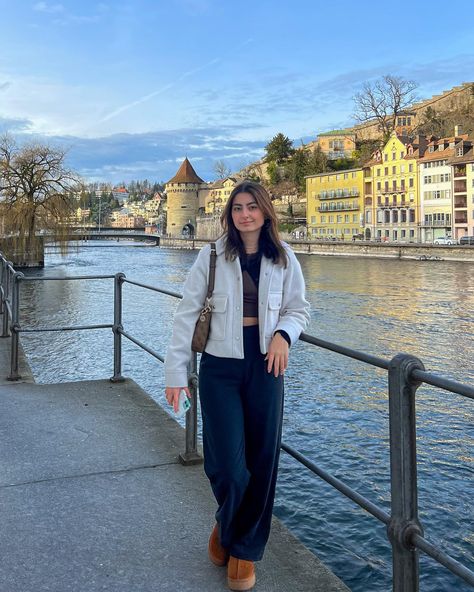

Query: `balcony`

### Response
(455, 216, 468, 224)
(318, 191, 360, 200)
(420, 220, 451, 227)
(453, 168, 466, 178)
(454, 198, 467, 208)
(377, 203, 406, 209)
(318, 205, 360, 212)
(380, 186, 407, 194)
(453, 181, 467, 193)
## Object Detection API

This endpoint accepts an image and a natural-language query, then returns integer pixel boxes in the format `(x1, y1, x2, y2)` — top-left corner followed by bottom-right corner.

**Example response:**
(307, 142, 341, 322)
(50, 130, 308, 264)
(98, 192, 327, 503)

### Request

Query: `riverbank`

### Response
(159, 237, 474, 262)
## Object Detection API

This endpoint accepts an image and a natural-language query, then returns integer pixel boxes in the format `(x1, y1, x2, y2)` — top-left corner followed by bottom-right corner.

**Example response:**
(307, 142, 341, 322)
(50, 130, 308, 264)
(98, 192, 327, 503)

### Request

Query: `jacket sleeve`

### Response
(273, 248, 310, 346)
(164, 245, 210, 387)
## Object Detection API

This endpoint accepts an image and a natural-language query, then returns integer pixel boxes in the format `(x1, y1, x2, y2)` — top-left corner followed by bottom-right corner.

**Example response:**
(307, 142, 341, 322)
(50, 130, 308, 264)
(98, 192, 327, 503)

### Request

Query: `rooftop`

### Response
(166, 157, 204, 185)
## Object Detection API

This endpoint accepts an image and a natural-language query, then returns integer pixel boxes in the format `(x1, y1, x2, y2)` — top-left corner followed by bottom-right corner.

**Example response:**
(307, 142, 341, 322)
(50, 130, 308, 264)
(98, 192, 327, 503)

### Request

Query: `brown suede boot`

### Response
(208, 524, 229, 566)
(227, 555, 256, 591)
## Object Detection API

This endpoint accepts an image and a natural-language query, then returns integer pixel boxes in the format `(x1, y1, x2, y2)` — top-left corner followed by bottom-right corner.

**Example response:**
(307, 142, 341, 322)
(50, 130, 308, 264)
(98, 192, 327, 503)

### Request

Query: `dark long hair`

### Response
(220, 181, 287, 266)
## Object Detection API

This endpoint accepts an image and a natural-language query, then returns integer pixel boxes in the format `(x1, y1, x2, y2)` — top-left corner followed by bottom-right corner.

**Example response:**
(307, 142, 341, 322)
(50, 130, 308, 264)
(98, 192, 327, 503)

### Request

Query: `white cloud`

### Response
(33, 2, 64, 13)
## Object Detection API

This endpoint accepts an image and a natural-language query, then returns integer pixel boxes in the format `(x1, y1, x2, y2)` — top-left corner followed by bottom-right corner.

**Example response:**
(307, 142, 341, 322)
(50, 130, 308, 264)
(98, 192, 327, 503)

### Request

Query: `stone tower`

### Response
(165, 158, 204, 237)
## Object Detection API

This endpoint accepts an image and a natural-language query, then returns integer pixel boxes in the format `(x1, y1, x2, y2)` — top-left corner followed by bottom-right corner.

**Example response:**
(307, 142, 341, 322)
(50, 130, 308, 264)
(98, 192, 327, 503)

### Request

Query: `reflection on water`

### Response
(19, 244, 473, 592)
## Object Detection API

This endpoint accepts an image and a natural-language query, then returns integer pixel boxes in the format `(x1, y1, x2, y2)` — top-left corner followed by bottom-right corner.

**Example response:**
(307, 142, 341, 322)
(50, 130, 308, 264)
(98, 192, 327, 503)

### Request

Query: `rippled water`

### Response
(18, 243, 474, 592)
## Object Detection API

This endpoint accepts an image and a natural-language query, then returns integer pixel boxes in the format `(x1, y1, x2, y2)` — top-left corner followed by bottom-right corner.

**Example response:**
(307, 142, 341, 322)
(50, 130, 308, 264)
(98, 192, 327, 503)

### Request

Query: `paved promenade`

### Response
(0, 335, 349, 592)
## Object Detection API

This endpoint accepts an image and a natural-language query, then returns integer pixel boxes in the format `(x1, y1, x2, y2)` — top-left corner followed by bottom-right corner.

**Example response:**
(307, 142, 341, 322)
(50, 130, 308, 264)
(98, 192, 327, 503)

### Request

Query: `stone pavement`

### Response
(0, 335, 349, 592)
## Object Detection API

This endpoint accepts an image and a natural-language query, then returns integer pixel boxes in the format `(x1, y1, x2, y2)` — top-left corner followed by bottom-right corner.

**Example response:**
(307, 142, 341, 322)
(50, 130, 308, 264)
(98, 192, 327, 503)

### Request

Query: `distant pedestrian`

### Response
(165, 180, 310, 591)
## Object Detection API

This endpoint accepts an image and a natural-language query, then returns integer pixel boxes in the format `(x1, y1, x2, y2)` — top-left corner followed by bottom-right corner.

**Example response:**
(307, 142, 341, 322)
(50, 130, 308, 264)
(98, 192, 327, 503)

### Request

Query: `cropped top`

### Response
(240, 252, 261, 318)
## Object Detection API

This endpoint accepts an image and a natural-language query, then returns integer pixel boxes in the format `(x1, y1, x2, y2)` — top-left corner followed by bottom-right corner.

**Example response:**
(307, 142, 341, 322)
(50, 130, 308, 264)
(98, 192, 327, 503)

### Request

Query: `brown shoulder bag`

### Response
(191, 243, 217, 353)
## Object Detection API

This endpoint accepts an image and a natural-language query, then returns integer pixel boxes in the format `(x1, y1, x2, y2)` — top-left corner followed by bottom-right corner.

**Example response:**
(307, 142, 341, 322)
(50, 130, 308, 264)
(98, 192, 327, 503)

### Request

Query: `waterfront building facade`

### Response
(418, 135, 460, 242)
(448, 137, 474, 240)
(165, 158, 204, 237)
(306, 169, 364, 239)
(370, 132, 425, 242)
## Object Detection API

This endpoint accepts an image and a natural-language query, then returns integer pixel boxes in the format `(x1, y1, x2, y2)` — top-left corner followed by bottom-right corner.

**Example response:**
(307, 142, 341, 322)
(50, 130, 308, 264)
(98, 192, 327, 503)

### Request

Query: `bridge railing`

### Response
(0, 251, 473, 591)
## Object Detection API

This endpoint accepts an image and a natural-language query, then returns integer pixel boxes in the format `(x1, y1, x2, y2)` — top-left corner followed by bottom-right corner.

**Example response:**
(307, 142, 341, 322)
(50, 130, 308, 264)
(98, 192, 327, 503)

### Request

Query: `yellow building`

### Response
(314, 129, 356, 160)
(368, 132, 425, 242)
(200, 177, 242, 214)
(306, 168, 364, 239)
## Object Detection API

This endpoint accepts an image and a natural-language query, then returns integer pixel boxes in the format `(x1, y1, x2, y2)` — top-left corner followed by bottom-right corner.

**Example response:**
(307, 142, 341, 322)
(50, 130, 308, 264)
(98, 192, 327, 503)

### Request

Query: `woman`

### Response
(165, 181, 309, 591)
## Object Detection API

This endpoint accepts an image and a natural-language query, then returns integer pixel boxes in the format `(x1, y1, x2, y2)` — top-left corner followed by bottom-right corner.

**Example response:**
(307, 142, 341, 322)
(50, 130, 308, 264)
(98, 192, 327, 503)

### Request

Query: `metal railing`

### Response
(1, 251, 473, 591)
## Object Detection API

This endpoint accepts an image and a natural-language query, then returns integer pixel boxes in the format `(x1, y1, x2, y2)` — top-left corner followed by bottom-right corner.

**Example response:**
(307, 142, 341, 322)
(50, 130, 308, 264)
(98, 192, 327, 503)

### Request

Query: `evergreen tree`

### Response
(265, 133, 294, 164)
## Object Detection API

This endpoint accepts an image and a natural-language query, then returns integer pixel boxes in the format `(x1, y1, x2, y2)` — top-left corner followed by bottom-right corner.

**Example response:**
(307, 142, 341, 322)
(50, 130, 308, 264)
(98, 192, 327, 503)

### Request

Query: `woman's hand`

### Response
(165, 386, 191, 413)
(265, 332, 289, 377)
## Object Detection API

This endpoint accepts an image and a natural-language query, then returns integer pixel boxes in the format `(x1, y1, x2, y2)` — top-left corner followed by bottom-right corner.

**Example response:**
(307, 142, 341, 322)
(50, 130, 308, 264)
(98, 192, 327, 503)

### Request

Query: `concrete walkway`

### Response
(0, 335, 349, 592)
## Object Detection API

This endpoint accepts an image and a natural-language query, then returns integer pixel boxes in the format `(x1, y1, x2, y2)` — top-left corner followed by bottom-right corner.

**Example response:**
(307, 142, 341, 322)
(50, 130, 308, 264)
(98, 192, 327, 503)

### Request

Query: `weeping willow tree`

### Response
(0, 135, 81, 266)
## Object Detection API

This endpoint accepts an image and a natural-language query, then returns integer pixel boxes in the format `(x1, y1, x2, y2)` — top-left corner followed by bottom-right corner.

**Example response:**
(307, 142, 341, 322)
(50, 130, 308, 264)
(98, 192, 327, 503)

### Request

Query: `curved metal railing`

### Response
(0, 251, 472, 591)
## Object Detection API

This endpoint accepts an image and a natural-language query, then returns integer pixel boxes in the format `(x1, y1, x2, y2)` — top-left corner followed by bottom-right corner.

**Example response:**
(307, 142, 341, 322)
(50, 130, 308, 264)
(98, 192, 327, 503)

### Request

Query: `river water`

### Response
(18, 242, 473, 592)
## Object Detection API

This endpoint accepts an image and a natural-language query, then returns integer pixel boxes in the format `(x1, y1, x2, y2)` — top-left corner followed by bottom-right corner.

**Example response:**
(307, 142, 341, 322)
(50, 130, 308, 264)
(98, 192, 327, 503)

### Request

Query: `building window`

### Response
(409, 178, 414, 187)
(384, 154, 388, 162)
(400, 152, 405, 159)
(377, 181, 381, 190)
(392, 152, 396, 160)
(409, 164, 414, 172)
(344, 173, 348, 179)
(392, 166, 397, 174)
(311, 216, 316, 223)
(384, 167, 389, 175)
(377, 168, 381, 176)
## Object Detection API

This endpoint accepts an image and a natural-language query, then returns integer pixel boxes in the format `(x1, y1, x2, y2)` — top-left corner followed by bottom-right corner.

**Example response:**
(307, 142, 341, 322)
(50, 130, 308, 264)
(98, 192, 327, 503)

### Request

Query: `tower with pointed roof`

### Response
(165, 158, 204, 237)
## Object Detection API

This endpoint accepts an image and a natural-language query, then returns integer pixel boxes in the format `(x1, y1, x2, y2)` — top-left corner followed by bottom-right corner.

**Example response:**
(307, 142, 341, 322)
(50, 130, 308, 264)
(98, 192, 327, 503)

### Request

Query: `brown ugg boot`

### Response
(208, 523, 229, 566)
(227, 555, 256, 591)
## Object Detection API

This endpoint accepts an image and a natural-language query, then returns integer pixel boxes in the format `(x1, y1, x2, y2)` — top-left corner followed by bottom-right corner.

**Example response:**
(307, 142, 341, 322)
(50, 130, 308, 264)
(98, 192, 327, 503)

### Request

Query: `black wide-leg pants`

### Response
(199, 325, 284, 561)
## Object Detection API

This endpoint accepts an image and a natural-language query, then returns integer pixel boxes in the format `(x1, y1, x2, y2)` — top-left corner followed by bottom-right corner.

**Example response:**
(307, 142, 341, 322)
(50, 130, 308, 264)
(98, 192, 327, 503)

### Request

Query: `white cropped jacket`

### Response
(164, 236, 310, 388)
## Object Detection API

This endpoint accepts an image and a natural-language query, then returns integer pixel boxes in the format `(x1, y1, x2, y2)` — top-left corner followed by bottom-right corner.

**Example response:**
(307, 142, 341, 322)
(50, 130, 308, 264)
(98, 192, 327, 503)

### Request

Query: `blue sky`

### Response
(1, 0, 474, 184)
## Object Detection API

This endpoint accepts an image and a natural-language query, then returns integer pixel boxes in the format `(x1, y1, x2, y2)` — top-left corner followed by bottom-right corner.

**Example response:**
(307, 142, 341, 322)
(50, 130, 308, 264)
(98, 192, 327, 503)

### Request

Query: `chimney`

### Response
(454, 124, 463, 137)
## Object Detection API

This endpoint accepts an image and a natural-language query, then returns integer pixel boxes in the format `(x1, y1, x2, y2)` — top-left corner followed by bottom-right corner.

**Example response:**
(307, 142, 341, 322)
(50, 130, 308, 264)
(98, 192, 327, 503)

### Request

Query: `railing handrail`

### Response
(0, 252, 472, 590)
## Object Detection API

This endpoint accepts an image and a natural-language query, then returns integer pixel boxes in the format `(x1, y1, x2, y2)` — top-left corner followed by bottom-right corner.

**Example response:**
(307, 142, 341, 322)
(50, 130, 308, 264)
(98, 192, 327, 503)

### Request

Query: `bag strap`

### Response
(206, 243, 217, 299)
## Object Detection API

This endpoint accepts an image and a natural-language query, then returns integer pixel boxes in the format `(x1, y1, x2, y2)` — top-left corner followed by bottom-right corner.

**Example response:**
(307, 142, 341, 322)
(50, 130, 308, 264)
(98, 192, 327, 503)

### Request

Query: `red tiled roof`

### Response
(166, 158, 204, 184)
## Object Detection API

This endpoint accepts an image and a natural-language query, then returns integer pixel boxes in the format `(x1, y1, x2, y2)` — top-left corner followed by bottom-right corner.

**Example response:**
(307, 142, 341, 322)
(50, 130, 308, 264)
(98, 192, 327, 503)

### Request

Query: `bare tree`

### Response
(0, 135, 81, 263)
(213, 160, 232, 180)
(353, 75, 418, 140)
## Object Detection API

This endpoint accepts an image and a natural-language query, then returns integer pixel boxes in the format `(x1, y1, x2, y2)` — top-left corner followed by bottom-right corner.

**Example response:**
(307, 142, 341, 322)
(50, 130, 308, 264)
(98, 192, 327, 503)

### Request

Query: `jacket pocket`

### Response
(209, 294, 227, 341)
(266, 291, 282, 333)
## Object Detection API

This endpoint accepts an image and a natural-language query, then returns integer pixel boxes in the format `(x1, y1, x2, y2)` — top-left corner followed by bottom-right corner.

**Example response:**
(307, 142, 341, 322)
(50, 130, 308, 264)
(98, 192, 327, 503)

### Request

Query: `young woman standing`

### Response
(165, 181, 310, 590)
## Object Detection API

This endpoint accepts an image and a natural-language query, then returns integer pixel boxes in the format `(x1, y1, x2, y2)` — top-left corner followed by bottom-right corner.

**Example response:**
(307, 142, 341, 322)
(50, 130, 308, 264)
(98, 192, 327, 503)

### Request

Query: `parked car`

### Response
(433, 236, 455, 245)
(459, 235, 474, 245)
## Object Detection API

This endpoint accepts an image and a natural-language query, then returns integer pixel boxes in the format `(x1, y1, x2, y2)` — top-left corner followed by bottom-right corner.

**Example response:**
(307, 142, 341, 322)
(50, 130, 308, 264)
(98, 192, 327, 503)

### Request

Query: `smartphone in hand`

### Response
(175, 390, 191, 418)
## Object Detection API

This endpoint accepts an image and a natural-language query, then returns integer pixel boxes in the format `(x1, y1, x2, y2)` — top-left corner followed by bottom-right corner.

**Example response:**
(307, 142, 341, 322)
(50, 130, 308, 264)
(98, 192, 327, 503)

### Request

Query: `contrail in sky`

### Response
(100, 38, 253, 123)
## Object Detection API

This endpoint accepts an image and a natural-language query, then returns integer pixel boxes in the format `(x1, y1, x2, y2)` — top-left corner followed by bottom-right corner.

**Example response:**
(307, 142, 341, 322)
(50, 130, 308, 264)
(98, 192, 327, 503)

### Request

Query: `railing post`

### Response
(179, 351, 203, 465)
(111, 272, 125, 382)
(1, 262, 11, 337)
(8, 271, 24, 381)
(387, 353, 425, 592)
(0, 258, 4, 316)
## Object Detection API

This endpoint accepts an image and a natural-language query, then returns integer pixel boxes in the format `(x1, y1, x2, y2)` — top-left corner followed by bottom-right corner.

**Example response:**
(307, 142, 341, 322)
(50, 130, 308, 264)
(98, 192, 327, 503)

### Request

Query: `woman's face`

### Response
(231, 191, 265, 236)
